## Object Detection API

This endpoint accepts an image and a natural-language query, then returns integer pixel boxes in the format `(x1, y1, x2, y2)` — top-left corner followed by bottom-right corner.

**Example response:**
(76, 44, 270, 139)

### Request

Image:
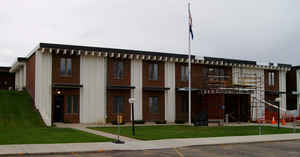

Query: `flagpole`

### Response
(188, 2, 192, 126)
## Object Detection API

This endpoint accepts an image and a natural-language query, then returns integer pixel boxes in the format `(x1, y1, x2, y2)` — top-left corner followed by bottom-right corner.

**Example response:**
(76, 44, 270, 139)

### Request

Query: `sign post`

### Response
(113, 100, 124, 144)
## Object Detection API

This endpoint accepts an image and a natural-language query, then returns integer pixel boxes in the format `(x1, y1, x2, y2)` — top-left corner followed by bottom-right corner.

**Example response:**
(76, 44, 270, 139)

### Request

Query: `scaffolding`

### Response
(232, 68, 264, 122)
(201, 67, 289, 123)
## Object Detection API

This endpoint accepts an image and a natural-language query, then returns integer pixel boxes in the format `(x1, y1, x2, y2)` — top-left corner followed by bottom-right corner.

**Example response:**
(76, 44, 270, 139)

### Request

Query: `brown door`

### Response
(64, 94, 80, 123)
(53, 89, 80, 123)
(53, 95, 64, 122)
(143, 91, 165, 121)
(176, 93, 188, 121)
(107, 90, 131, 122)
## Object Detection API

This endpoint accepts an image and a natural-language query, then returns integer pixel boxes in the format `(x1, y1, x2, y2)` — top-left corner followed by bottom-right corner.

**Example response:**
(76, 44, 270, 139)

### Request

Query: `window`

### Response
(207, 68, 226, 81)
(60, 58, 72, 76)
(181, 95, 189, 113)
(66, 95, 79, 114)
(268, 72, 275, 86)
(149, 96, 159, 113)
(149, 63, 158, 80)
(180, 65, 189, 81)
(113, 61, 124, 80)
(113, 96, 124, 113)
(218, 69, 225, 81)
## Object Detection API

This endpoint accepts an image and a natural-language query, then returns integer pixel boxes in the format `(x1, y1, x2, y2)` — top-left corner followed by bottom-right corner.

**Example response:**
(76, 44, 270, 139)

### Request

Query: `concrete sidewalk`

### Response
(70, 126, 140, 142)
(55, 123, 140, 142)
(1, 133, 300, 156)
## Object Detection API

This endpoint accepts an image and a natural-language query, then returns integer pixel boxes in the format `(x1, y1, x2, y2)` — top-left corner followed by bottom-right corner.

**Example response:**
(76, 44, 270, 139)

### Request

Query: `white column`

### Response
(165, 62, 176, 122)
(80, 56, 107, 124)
(297, 70, 300, 115)
(279, 71, 287, 115)
(35, 51, 52, 126)
(23, 63, 26, 88)
(130, 59, 143, 120)
(19, 66, 24, 90)
(15, 70, 19, 90)
(256, 69, 265, 120)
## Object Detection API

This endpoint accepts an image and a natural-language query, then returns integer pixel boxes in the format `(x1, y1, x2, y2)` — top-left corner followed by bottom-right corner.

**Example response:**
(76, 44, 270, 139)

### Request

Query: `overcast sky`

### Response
(0, 0, 299, 66)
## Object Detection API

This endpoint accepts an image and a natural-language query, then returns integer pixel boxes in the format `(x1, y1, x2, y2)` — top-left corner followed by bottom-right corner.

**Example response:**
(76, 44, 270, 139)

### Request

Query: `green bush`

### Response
(111, 120, 125, 125)
(134, 120, 145, 124)
(175, 120, 186, 124)
(154, 120, 167, 124)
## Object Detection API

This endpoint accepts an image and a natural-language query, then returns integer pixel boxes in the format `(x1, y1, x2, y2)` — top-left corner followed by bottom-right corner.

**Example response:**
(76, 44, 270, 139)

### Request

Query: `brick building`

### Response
(10, 43, 291, 126)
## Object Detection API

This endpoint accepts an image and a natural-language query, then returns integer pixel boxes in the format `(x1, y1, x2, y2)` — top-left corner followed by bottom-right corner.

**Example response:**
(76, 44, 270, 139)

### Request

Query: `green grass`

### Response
(0, 90, 112, 145)
(90, 125, 300, 141)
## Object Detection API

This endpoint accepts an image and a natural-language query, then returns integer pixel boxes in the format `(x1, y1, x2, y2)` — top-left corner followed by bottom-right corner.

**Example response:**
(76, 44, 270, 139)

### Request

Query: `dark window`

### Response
(66, 95, 79, 114)
(181, 95, 189, 113)
(149, 96, 159, 113)
(180, 65, 189, 81)
(149, 63, 158, 80)
(113, 96, 124, 113)
(60, 58, 72, 76)
(268, 72, 275, 86)
(219, 69, 225, 81)
(113, 61, 124, 80)
(207, 67, 226, 82)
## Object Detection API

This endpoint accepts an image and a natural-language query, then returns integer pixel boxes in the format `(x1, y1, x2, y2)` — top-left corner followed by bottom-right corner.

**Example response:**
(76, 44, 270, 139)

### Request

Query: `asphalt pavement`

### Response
(5, 140, 300, 157)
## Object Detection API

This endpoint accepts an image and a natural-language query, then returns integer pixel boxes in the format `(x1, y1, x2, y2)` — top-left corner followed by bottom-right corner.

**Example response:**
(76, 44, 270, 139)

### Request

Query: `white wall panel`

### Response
(19, 68, 23, 89)
(297, 70, 300, 115)
(23, 64, 26, 88)
(35, 51, 52, 126)
(130, 59, 143, 120)
(164, 62, 176, 122)
(15, 70, 19, 90)
(80, 56, 107, 124)
(279, 71, 287, 115)
(232, 67, 265, 120)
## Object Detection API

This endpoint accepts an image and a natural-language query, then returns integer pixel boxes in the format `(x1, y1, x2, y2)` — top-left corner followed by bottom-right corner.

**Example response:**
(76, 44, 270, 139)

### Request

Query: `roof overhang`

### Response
(292, 91, 300, 95)
(265, 90, 286, 95)
(9, 61, 26, 73)
(107, 85, 135, 90)
(143, 87, 170, 91)
(52, 83, 83, 89)
(176, 87, 201, 92)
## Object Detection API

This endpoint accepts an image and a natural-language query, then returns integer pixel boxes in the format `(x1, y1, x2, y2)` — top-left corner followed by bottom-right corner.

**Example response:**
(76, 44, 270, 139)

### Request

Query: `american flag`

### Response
(188, 3, 194, 40)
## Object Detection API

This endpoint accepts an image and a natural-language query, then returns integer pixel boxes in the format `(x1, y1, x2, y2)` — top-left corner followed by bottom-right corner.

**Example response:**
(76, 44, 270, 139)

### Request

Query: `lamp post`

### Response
(275, 97, 281, 129)
(129, 98, 136, 136)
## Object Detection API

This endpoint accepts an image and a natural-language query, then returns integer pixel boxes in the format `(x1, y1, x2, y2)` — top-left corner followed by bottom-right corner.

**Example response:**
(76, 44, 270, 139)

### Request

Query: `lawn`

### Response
(0, 90, 112, 145)
(90, 125, 300, 141)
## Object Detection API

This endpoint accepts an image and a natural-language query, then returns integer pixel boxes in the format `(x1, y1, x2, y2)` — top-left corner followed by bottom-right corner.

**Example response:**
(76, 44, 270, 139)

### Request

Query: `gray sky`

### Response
(0, 0, 299, 66)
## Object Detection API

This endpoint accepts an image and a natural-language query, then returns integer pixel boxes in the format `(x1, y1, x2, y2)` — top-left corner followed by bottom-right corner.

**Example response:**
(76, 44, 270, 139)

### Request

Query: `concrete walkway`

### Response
(1, 133, 300, 156)
(70, 126, 140, 142)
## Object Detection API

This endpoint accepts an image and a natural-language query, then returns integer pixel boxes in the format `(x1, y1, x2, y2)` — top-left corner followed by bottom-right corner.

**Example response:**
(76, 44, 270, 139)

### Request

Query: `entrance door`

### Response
(225, 94, 250, 122)
(53, 95, 64, 122)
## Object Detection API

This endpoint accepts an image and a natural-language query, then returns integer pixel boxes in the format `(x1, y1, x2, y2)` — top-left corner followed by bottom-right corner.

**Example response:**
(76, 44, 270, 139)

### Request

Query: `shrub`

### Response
(134, 120, 145, 124)
(154, 120, 167, 124)
(111, 120, 125, 125)
(175, 120, 186, 124)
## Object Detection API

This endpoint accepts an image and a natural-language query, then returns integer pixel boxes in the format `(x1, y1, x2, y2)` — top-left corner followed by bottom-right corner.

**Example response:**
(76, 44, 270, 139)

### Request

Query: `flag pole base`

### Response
(113, 139, 125, 144)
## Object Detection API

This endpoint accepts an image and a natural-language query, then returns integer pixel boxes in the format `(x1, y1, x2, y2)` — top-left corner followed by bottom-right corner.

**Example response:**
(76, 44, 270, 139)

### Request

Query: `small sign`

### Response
(221, 105, 225, 110)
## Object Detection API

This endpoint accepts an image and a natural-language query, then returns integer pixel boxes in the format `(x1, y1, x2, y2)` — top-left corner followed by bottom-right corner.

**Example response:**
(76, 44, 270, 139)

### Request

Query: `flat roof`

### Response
(13, 42, 292, 71)
(0, 67, 11, 72)
(40, 43, 190, 59)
